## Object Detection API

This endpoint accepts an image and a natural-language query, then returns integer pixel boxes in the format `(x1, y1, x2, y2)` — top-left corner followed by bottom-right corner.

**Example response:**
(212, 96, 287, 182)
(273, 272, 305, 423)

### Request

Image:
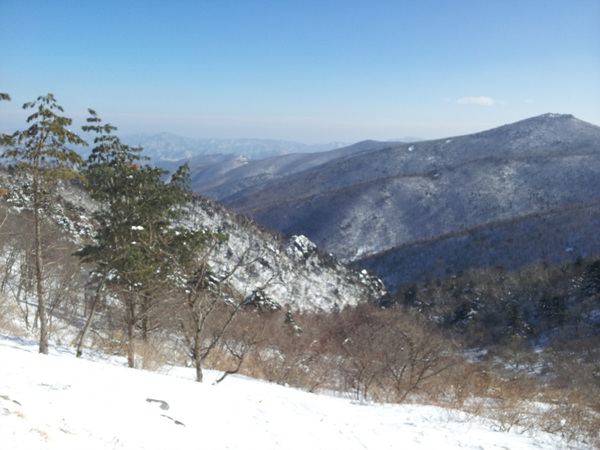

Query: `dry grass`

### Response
(135, 338, 169, 372)
(431, 367, 600, 447)
(0, 292, 28, 338)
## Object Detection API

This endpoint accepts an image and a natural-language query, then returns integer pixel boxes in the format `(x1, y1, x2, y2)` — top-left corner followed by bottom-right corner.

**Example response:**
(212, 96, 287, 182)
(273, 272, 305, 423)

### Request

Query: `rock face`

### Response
(183, 196, 385, 311)
(198, 114, 600, 288)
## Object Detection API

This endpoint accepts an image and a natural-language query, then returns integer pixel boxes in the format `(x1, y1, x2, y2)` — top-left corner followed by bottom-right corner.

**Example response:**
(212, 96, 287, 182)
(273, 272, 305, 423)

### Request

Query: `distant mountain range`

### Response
(121, 133, 349, 162)
(187, 113, 600, 290)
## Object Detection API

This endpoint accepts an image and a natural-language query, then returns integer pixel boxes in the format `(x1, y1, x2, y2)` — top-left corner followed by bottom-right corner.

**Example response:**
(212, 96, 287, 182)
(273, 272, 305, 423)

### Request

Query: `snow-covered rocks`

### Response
(184, 197, 386, 312)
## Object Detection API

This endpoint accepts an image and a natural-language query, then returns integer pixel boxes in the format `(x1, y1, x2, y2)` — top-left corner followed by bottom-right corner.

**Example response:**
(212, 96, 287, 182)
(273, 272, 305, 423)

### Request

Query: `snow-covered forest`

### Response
(1, 94, 599, 448)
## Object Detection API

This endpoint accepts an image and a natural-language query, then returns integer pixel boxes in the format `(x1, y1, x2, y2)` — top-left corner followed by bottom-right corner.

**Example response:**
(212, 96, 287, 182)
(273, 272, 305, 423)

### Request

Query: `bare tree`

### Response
(176, 235, 273, 382)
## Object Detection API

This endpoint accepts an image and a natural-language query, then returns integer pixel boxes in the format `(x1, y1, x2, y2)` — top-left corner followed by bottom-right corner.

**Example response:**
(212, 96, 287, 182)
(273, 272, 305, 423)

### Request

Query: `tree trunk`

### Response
(141, 293, 151, 343)
(33, 183, 49, 355)
(126, 296, 136, 368)
(195, 361, 204, 383)
(76, 280, 104, 357)
(194, 328, 203, 382)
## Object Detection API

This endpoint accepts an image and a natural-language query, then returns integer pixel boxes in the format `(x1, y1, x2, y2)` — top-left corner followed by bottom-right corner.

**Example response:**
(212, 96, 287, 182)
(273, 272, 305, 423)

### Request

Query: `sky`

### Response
(1, 0, 599, 144)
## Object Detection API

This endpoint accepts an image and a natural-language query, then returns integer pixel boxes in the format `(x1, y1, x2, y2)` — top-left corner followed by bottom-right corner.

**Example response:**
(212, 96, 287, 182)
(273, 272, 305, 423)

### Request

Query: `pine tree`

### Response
(0, 93, 13, 146)
(1, 94, 86, 354)
(77, 110, 208, 366)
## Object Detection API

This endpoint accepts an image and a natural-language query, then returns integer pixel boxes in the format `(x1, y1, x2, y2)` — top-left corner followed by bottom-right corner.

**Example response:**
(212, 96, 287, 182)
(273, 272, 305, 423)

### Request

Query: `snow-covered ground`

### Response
(0, 335, 585, 449)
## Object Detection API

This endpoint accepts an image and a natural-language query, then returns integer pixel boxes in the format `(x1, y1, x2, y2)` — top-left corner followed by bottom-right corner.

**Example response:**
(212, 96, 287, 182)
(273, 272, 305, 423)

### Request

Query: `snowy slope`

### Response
(0, 335, 583, 449)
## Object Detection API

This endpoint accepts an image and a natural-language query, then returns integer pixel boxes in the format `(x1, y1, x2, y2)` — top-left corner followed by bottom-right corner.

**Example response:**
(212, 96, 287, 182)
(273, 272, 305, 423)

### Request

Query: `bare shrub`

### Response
(87, 328, 127, 357)
(223, 304, 456, 403)
(482, 374, 539, 432)
(331, 304, 456, 403)
(242, 312, 310, 385)
(529, 389, 600, 447)
(0, 291, 24, 336)
(432, 358, 491, 410)
(224, 309, 340, 393)
(135, 337, 169, 372)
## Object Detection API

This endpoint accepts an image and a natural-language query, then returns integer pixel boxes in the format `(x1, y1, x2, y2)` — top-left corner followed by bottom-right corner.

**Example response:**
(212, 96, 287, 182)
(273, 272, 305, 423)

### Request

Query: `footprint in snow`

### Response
(145, 398, 169, 410)
(146, 398, 186, 427)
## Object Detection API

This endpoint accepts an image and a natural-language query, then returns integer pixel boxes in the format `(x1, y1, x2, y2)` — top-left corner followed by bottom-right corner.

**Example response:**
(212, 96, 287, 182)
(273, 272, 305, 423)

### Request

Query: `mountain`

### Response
(203, 114, 600, 289)
(74, 133, 349, 186)
(188, 140, 394, 200)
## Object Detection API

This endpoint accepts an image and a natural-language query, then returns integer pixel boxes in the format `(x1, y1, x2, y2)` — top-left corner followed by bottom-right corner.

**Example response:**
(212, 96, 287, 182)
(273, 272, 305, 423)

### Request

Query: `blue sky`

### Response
(1, 0, 599, 144)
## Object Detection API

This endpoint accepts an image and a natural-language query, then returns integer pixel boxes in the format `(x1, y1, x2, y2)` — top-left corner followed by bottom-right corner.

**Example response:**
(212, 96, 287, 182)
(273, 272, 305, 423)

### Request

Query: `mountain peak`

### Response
(537, 112, 574, 119)
(520, 112, 579, 126)
(465, 113, 599, 145)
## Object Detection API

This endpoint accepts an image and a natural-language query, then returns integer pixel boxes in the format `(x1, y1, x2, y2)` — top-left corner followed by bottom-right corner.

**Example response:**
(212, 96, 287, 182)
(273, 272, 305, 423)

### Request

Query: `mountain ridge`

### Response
(201, 113, 600, 289)
(188, 139, 395, 200)
(224, 113, 598, 210)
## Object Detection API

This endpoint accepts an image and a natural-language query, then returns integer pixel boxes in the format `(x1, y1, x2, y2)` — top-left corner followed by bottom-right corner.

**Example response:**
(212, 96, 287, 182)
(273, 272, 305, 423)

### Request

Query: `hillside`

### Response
(0, 336, 579, 450)
(0, 169, 384, 313)
(181, 195, 385, 311)
(188, 140, 396, 200)
(357, 199, 600, 290)
(207, 114, 600, 288)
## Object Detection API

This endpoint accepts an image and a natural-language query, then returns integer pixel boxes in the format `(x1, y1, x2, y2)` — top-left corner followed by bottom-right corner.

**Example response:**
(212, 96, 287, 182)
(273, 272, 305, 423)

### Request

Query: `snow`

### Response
(0, 335, 581, 449)
(183, 199, 386, 311)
